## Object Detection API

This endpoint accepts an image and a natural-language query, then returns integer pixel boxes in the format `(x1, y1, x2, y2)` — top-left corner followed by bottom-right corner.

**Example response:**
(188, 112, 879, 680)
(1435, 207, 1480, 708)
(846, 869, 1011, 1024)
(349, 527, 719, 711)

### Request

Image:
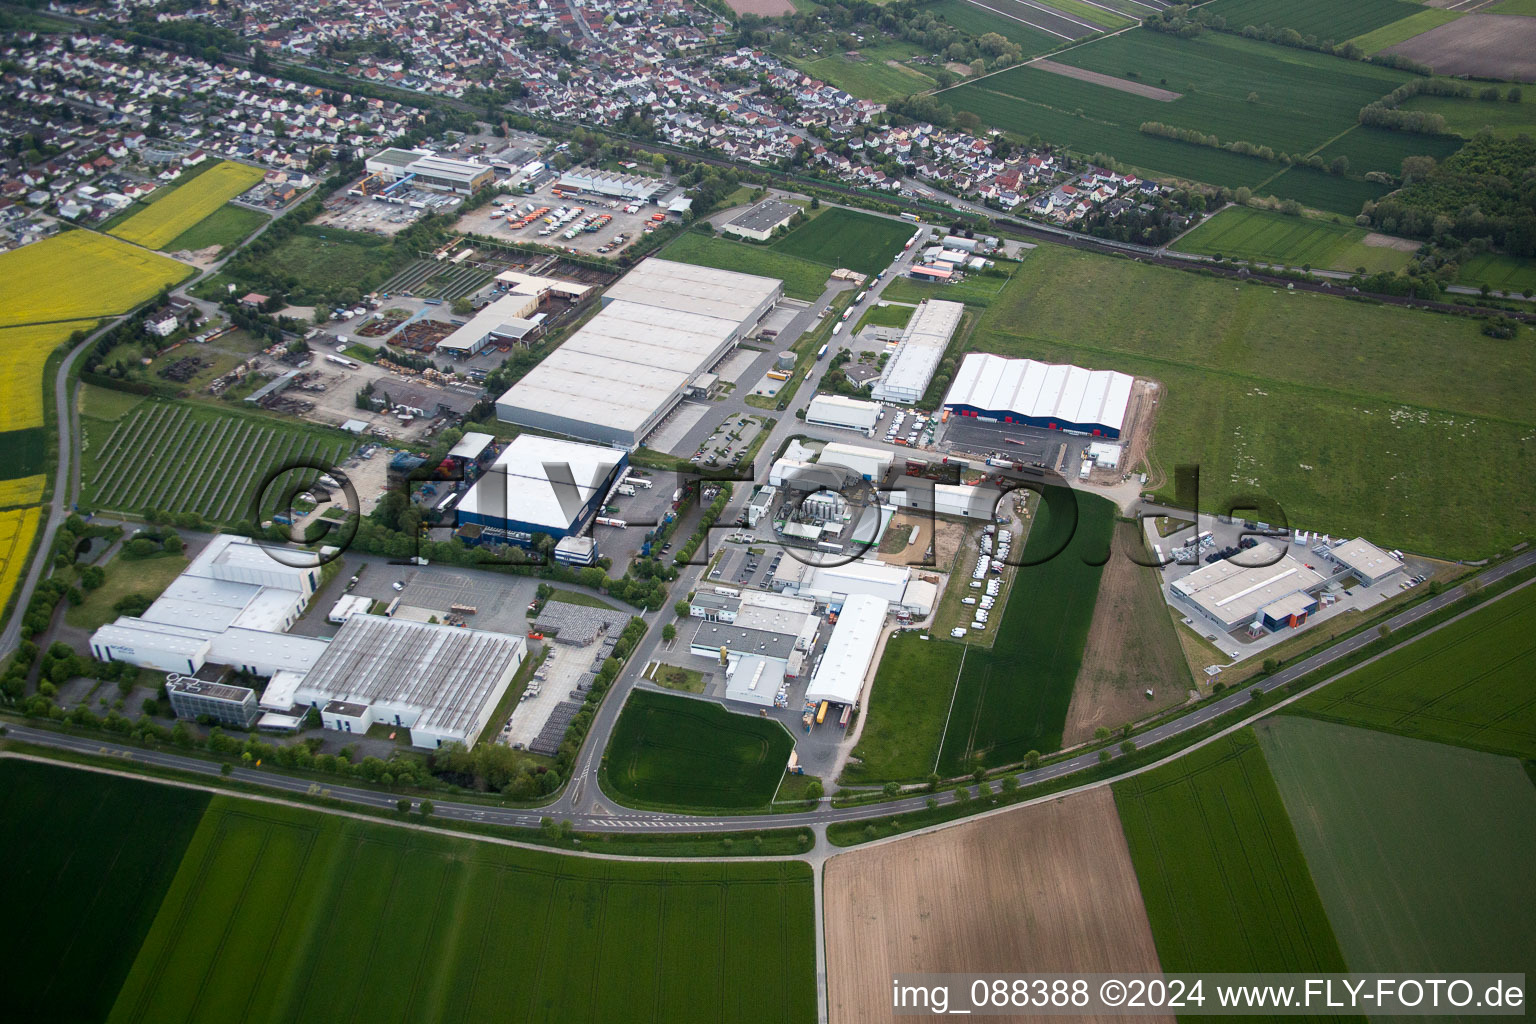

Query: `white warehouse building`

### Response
(871, 299, 964, 405)
(806, 394, 881, 433)
(818, 442, 893, 482)
(804, 593, 889, 708)
(496, 259, 782, 448)
(943, 353, 1134, 439)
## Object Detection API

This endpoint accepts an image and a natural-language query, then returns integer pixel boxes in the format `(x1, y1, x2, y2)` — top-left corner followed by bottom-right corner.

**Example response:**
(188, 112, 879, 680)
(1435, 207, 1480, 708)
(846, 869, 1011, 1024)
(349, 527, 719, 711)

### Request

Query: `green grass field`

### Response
(1457, 251, 1536, 295)
(944, 30, 1450, 212)
(1256, 716, 1536, 978)
(0, 760, 209, 1024)
(1172, 205, 1414, 273)
(845, 631, 966, 782)
(1350, 7, 1463, 53)
(82, 399, 357, 525)
(853, 301, 915, 332)
(606, 690, 795, 809)
(1400, 92, 1536, 140)
(880, 268, 1014, 308)
(1490, 0, 1536, 14)
(65, 550, 189, 631)
(919, 0, 1062, 53)
(663, 231, 832, 300)
(1289, 583, 1536, 758)
(1205, 0, 1422, 41)
(770, 208, 915, 278)
(109, 796, 814, 1024)
(109, 160, 265, 250)
(1113, 729, 1351, 974)
(937, 488, 1114, 771)
(967, 243, 1536, 557)
(792, 41, 937, 103)
(162, 204, 269, 255)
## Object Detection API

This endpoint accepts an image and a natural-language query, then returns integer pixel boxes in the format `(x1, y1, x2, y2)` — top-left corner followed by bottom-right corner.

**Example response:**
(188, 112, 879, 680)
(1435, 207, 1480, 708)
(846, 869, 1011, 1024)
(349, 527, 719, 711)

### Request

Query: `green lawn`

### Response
(547, 587, 618, 610)
(1350, 8, 1463, 53)
(937, 488, 1115, 771)
(1256, 716, 1536, 978)
(1205, 0, 1423, 41)
(650, 663, 707, 693)
(1113, 729, 1352, 974)
(1457, 251, 1536, 296)
(0, 760, 209, 1024)
(109, 796, 814, 1024)
(663, 231, 832, 301)
(201, 224, 404, 304)
(78, 381, 145, 421)
(844, 631, 966, 783)
(771, 207, 916, 278)
(967, 243, 1536, 557)
(880, 268, 1014, 308)
(605, 690, 795, 810)
(82, 399, 358, 525)
(65, 550, 189, 631)
(1172, 205, 1414, 274)
(162, 204, 269, 255)
(1288, 583, 1536, 758)
(853, 302, 915, 332)
(1401, 92, 1536, 140)
(1490, 0, 1536, 14)
(944, 30, 1451, 213)
(793, 44, 938, 104)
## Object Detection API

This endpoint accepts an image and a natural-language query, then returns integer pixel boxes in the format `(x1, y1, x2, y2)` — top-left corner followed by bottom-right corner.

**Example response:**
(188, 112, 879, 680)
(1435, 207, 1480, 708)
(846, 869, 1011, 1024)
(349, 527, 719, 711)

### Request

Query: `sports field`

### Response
(845, 630, 966, 782)
(109, 161, 265, 250)
(770, 208, 915, 278)
(1205, 0, 1421, 41)
(109, 796, 815, 1024)
(0, 759, 210, 1024)
(944, 30, 1451, 212)
(0, 321, 80, 432)
(0, 231, 189, 328)
(1113, 729, 1350, 973)
(937, 488, 1114, 771)
(1256, 716, 1536, 978)
(605, 690, 796, 809)
(1171, 206, 1414, 274)
(967, 242, 1536, 557)
(82, 399, 357, 525)
(1290, 582, 1536, 758)
(663, 230, 832, 300)
(1350, 8, 1463, 54)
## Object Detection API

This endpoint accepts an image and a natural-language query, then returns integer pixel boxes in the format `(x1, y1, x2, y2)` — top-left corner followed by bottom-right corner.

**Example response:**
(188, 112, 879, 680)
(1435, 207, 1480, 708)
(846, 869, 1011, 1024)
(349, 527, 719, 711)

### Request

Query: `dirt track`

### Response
(825, 787, 1169, 1024)
(1385, 14, 1536, 82)
(1034, 60, 1182, 102)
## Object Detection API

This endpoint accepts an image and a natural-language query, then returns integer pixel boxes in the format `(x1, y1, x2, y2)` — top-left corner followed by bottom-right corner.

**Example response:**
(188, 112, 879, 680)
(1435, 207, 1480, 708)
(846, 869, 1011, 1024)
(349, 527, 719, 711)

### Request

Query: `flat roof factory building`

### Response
(365, 147, 494, 194)
(556, 169, 667, 202)
(495, 259, 782, 448)
(871, 299, 964, 405)
(455, 434, 628, 548)
(292, 614, 526, 750)
(818, 442, 892, 482)
(805, 593, 888, 708)
(723, 198, 799, 241)
(806, 394, 881, 433)
(943, 353, 1134, 439)
(1170, 542, 1327, 633)
(1324, 537, 1405, 587)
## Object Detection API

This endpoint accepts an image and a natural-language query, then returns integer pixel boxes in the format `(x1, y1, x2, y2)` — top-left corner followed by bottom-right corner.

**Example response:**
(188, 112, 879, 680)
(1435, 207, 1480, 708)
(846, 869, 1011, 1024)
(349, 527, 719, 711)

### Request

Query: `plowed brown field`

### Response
(824, 787, 1169, 1024)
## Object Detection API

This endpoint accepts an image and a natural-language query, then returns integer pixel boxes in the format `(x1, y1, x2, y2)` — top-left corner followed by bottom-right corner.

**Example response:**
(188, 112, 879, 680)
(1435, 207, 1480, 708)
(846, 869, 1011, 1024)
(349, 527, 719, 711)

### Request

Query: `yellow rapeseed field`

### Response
(0, 506, 42, 618)
(109, 160, 265, 250)
(0, 322, 82, 432)
(0, 231, 188, 328)
(0, 475, 45, 509)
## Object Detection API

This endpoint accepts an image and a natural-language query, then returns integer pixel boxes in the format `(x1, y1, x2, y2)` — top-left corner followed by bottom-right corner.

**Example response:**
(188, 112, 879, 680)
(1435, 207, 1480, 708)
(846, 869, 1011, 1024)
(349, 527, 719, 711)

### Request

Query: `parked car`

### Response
(962, 597, 976, 605)
(392, 581, 404, 591)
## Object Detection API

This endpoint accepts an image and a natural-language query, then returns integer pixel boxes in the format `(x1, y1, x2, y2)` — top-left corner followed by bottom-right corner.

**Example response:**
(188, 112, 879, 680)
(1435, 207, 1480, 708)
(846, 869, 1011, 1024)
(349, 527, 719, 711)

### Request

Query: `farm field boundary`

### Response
(0, 231, 190, 329)
(1170, 205, 1414, 274)
(1204, 0, 1424, 42)
(770, 207, 915, 278)
(109, 160, 265, 250)
(1349, 8, 1464, 54)
(1255, 716, 1536, 979)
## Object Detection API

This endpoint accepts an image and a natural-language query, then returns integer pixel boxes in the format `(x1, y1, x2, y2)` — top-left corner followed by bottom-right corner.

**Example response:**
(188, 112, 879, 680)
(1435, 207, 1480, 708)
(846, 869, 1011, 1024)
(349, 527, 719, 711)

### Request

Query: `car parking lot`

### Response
(451, 179, 678, 257)
(690, 413, 768, 473)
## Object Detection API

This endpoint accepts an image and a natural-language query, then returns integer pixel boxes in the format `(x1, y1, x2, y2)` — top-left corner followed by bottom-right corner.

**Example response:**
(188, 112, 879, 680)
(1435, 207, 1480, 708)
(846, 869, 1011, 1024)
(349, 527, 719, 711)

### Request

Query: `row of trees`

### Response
(1139, 121, 1351, 175)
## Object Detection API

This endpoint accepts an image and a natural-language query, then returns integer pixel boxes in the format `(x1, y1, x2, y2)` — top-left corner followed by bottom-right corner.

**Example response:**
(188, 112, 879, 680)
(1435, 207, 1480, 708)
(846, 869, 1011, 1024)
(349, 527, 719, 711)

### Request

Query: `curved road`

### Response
(7, 547, 1531, 832)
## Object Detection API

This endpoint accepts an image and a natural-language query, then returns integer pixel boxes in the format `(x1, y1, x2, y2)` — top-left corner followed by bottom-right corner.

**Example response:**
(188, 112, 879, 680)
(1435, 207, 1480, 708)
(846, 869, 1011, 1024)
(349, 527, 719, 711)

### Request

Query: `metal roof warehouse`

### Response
(495, 259, 782, 448)
(943, 353, 1134, 439)
(456, 434, 628, 545)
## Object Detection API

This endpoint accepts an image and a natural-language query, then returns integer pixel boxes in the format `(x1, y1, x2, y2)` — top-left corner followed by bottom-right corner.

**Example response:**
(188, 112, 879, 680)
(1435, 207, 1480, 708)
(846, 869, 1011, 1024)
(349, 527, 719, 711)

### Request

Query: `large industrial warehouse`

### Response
(943, 353, 1134, 438)
(455, 434, 628, 547)
(871, 299, 964, 405)
(1170, 541, 1327, 633)
(496, 259, 782, 448)
(364, 147, 494, 194)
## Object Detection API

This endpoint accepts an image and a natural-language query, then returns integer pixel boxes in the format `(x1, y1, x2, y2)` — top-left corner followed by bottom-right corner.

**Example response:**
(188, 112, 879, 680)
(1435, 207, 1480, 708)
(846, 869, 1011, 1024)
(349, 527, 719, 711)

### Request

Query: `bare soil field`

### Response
(1034, 60, 1183, 101)
(1064, 532, 1191, 745)
(1362, 232, 1420, 252)
(725, 0, 794, 14)
(1384, 14, 1536, 81)
(879, 512, 963, 568)
(825, 788, 1169, 1024)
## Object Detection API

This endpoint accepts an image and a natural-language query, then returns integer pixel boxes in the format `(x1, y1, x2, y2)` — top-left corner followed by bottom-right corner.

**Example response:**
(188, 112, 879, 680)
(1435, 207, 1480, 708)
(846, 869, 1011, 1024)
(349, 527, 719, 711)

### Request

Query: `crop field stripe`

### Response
(89, 407, 149, 487)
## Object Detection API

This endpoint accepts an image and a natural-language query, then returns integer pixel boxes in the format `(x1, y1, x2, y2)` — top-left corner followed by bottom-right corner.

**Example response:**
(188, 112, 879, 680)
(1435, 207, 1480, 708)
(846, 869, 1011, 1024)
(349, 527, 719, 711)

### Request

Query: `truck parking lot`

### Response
(452, 177, 679, 257)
